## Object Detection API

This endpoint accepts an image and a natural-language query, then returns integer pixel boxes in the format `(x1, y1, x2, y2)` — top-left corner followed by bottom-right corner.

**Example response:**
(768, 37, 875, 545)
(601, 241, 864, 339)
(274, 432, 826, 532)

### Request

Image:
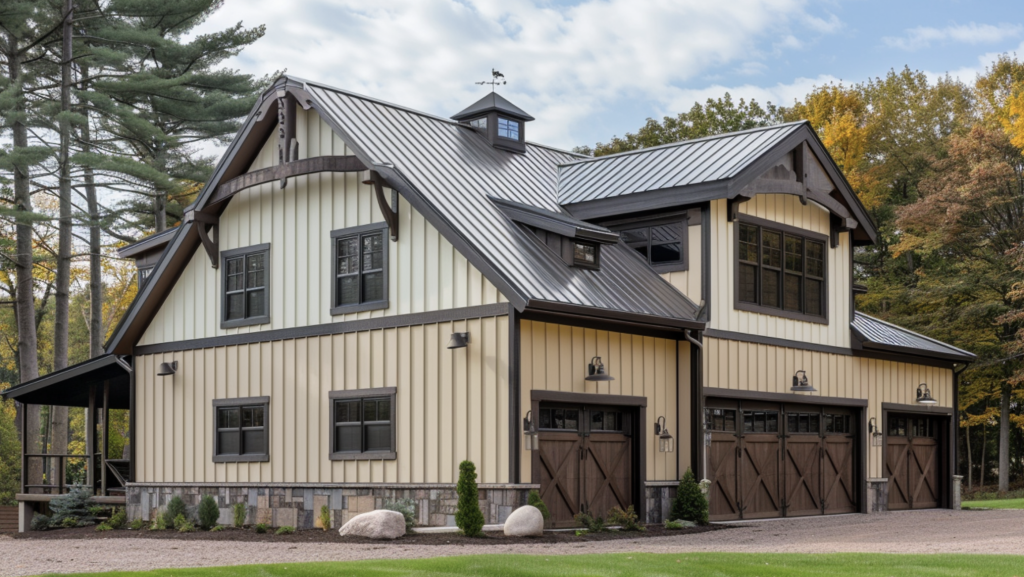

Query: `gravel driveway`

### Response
(2, 509, 1021, 577)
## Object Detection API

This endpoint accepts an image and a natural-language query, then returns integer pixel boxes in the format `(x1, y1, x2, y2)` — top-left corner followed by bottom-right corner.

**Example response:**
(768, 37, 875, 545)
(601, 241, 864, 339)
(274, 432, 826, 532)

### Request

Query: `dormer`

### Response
(452, 93, 534, 154)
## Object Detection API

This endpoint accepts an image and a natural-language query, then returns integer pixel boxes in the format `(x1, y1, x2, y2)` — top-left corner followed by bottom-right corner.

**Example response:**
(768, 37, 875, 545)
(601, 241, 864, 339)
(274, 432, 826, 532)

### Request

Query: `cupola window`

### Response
(470, 117, 487, 130)
(497, 117, 520, 140)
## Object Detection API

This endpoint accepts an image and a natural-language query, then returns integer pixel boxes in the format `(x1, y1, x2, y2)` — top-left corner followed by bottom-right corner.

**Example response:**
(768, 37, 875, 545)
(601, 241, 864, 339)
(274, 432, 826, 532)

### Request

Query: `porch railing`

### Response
(21, 453, 95, 495)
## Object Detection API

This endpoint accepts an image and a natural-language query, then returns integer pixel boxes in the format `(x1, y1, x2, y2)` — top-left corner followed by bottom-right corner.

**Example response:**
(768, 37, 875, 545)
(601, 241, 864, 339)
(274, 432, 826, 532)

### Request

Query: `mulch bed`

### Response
(14, 523, 724, 545)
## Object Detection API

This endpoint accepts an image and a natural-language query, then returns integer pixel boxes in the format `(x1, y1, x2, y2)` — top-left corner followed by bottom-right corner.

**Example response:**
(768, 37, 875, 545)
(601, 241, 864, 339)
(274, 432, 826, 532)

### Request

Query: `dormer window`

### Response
(497, 117, 520, 140)
(573, 241, 599, 269)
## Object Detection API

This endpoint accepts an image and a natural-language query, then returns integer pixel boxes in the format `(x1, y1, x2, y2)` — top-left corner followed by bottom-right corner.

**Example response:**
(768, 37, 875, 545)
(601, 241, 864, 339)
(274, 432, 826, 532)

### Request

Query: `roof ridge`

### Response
(853, 311, 974, 357)
(556, 120, 809, 168)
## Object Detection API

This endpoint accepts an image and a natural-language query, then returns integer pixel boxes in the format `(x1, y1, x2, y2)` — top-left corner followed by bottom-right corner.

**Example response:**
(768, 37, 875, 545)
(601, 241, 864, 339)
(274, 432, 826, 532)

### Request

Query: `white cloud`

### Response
(883, 22, 1022, 52)
(192, 0, 838, 148)
(923, 39, 1024, 85)
(660, 74, 842, 116)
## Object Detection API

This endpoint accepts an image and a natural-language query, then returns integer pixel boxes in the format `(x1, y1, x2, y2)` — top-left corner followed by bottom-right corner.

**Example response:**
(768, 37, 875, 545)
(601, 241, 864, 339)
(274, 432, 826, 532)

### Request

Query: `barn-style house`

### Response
(5, 75, 974, 531)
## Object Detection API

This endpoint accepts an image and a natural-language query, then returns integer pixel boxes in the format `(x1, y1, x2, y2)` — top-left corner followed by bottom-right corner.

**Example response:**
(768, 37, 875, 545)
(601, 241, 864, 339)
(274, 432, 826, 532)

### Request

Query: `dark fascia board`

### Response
(523, 299, 703, 330)
(531, 389, 648, 407)
(703, 329, 850, 356)
(851, 347, 955, 370)
(117, 227, 177, 259)
(881, 402, 954, 415)
(563, 181, 730, 221)
(489, 197, 619, 244)
(1, 354, 125, 401)
(703, 386, 868, 407)
(850, 325, 974, 363)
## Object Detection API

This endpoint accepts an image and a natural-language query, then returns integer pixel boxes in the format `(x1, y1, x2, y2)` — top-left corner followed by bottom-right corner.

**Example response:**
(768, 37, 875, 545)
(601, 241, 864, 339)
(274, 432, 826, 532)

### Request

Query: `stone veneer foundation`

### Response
(127, 484, 537, 530)
(644, 481, 679, 524)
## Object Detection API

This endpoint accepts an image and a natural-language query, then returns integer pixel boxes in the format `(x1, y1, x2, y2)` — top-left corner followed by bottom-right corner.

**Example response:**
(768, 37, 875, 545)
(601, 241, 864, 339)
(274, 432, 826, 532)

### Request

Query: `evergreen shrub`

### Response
(455, 460, 485, 537)
(670, 467, 709, 525)
(165, 495, 187, 523)
(198, 495, 220, 530)
(232, 502, 248, 528)
(527, 490, 550, 520)
(383, 498, 416, 533)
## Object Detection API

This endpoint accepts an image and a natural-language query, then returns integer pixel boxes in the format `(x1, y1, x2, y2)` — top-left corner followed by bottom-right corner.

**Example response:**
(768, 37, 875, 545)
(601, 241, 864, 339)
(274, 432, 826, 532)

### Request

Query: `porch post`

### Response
(101, 380, 109, 495)
(20, 403, 27, 494)
(86, 384, 96, 492)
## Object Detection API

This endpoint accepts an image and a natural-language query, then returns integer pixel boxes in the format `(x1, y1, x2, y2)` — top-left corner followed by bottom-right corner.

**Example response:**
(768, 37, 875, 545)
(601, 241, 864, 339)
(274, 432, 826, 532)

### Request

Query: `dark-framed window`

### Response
(572, 241, 600, 270)
(329, 387, 396, 460)
(735, 215, 827, 324)
(330, 222, 389, 315)
(212, 396, 269, 463)
(221, 244, 271, 329)
(613, 217, 688, 273)
(497, 117, 520, 140)
(705, 408, 737, 432)
(138, 266, 154, 289)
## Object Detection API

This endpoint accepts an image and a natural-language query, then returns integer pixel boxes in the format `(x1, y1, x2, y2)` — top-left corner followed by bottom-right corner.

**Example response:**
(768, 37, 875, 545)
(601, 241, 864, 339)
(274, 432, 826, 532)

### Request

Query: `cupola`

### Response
(452, 92, 534, 154)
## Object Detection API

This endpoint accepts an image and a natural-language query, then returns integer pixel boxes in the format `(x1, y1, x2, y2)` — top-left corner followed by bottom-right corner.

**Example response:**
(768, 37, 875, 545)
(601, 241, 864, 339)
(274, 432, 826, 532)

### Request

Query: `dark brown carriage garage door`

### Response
(886, 414, 943, 510)
(705, 399, 860, 521)
(535, 404, 636, 528)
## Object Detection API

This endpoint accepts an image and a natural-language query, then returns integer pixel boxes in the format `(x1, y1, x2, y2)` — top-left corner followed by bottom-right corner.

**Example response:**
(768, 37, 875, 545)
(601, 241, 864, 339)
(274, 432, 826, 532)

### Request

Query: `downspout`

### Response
(683, 329, 705, 479)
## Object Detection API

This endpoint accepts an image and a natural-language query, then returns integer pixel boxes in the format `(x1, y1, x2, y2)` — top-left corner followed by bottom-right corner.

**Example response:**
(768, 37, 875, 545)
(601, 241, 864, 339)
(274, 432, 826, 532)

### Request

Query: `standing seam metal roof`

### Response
(305, 81, 700, 323)
(852, 311, 975, 361)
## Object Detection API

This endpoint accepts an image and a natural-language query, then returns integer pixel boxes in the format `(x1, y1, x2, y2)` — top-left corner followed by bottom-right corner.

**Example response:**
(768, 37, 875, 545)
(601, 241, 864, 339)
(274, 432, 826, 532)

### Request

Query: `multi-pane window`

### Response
(573, 241, 598, 269)
(330, 388, 396, 459)
(743, 411, 779, 433)
(590, 410, 623, 432)
(469, 117, 487, 130)
(331, 223, 388, 314)
(706, 408, 737, 432)
(497, 117, 520, 140)
(538, 407, 580, 431)
(824, 413, 852, 434)
(212, 397, 269, 462)
(738, 220, 826, 320)
(620, 221, 685, 268)
(221, 245, 270, 328)
(786, 412, 821, 434)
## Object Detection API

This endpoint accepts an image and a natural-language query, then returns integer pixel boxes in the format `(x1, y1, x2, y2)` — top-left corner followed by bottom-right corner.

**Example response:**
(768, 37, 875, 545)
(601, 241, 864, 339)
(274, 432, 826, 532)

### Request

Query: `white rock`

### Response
(503, 505, 544, 537)
(338, 510, 406, 540)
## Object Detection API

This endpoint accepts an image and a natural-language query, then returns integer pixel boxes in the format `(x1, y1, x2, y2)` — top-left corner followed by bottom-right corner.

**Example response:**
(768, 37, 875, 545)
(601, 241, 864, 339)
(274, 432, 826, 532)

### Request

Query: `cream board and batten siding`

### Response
(703, 336, 953, 479)
(136, 316, 510, 484)
(519, 320, 689, 483)
(139, 107, 505, 346)
(659, 219, 702, 302)
(707, 195, 852, 348)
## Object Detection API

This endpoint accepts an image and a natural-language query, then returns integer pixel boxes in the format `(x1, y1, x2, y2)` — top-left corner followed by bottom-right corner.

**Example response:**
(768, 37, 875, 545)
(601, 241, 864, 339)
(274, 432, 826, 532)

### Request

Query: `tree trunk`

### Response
(80, 64, 103, 358)
(999, 383, 1010, 492)
(154, 190, 167, 232)
(965, 423, 972, 490)
(980, 420, 987, 490)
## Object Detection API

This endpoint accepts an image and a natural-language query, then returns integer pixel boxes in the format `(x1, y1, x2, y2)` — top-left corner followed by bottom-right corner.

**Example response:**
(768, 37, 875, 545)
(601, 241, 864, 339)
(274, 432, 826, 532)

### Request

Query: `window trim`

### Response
(212, 396, 270, 463)
(220, 244, 271, 329)
(330, 222, 390, 316)
(496, 116, 522, 141)
(733, 214, 829, 325)
(571, 240, 601, 270)
(608, 214, 689, 273)
(328, 387, 397, 461)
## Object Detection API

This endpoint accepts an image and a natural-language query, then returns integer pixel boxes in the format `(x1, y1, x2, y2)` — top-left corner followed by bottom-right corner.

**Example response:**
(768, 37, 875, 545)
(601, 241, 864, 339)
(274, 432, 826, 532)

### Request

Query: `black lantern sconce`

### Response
(791, 369, 816, 392)
(868, 417, 882, 446)
(522, 410, 539, 451)
(447, 332, 470, 349)
(916, 383, 937, 405)
(585, 356, 614, 382)
(157, 361, 178, 377)
(654, 416, 674, 453)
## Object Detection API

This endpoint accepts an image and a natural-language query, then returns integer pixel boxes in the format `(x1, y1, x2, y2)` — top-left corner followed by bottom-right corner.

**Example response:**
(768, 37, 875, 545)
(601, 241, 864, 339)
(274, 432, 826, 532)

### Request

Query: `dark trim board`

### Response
(703, 386, 868, 407)
(509, 308, 521, 484)
(520, 309, 688, 341)
(880, 402, 954, 415)
(851, 348, 956, 370)
(703, 329, 851, 356)
(531, 390, 648, 407)
(524, 300, 703, 331)
(133, 303, 511, 355)
(209, 155, 367, 205)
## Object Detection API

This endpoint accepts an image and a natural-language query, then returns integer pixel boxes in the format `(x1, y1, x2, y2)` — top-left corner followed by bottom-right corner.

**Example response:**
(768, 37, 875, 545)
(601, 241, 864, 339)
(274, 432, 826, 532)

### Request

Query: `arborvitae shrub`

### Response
(318, 505, 331, 531)
(165, 495, 187, 523)
(527, 490, 550, 520)
(232, 502, 248, 528)
(455, 460, 485, 537)
(670, 467, 708, 525)
(198, 495, 220, 530)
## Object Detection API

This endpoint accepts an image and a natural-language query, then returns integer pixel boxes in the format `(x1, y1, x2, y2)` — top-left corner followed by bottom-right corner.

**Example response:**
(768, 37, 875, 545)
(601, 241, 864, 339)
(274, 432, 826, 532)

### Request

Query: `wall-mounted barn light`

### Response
(157, 361, 178, 377)
(522, 410, 539, 451)
(791, 369, 816, 392)
(447, 332, 470, 349)
(916, 383, 937, 405)
(654, 416, 674, 453)
(585, 356, 614, 382)
(868, 417, 882, 446)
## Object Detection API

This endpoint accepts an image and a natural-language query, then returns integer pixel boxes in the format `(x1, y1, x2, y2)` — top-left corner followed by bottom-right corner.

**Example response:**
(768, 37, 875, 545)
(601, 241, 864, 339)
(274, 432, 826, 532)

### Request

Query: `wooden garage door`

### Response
(706, 400, 859, 521)
(536, 405, 635, 527)
(886, 415, 941, 510)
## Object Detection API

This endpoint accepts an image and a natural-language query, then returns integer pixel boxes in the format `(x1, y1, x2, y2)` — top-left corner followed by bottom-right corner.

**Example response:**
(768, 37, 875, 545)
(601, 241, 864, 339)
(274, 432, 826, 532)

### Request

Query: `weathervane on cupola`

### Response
(476, 69, 507, 92)
(454, 69, 533, 154)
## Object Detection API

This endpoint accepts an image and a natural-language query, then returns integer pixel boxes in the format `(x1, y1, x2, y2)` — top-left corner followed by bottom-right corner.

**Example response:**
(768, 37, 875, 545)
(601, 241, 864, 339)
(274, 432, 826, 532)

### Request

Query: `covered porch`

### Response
(1, 354, 134, 532)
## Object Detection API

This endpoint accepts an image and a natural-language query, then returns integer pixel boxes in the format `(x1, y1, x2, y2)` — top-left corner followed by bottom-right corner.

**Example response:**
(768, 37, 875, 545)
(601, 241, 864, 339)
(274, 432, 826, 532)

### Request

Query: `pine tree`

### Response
(455, 460, 484, 537)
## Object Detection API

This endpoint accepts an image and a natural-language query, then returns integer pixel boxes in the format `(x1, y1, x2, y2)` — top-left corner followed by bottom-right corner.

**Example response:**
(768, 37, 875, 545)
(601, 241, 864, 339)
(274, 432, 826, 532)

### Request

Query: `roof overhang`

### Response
(1, 354, 131, 408)
(117, 226, 178, 259)
(851, 325, 976, 364)
(490, 197, 619, 244)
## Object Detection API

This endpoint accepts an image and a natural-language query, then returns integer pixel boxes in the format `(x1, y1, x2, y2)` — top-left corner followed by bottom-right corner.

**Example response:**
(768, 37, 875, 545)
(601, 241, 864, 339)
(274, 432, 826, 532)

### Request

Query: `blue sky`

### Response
(195, 0, 1023, 151)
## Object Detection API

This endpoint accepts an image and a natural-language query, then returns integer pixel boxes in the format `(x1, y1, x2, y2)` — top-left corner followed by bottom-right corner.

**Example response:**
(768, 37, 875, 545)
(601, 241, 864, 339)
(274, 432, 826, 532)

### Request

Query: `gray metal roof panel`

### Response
(305, 81, 700, 322)
(852, 312, 976, 361)
(451, 92, 535, 121)
(557, 122, 806, 204)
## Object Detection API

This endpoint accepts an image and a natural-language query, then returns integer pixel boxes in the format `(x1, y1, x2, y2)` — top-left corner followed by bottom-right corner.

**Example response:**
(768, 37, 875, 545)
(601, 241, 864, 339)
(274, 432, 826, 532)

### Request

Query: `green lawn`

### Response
(962, 498, 1024, 509)
(41, 553, 1024, 577)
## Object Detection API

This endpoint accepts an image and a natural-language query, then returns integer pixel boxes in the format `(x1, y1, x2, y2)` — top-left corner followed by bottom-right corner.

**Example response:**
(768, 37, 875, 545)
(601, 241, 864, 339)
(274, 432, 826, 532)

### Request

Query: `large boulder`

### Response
(338, 510, 406, 540)
(503, 505, 544, 537)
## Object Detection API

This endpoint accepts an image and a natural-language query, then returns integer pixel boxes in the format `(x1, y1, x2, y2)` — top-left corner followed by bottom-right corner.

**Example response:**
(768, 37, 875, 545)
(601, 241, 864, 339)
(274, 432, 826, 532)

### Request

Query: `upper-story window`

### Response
(609, 216, 687, 273)
(221, 244, 270, 329)
(497, 117, 520, 140)
(736, 216, 826, 323)
(331, 222, 389, 315)
(573, 241, 599, 270)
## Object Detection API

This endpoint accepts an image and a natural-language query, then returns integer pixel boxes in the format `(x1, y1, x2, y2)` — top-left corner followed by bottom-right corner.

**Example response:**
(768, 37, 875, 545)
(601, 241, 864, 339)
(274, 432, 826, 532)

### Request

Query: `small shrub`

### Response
(383, 498, 416, 533)
(172, 514, 190, 531)
(210, 525, 225, 532)
(150, 512, 168, 531)
(129, 518, 146, 530)
(232, 502, 248, 528)
(95, 523, 113, 532)
(198, 495, 220, 530)
(275, 525, 295, 535)
(574, 529, 586, 536)
(177, 518, 196, 533)
(88, 505, 106, 517)
(527, 490, 550, 521)
(254, 523, 268, 534)
(608, 505, 645, 531)
(49, 485, 95, 527)
(573, 511, 606, 533)
(30, 514, 50, 531)
(455, 460, 485, 537)
(165, 495, 187, 523)
(318, 505, 331, 531)
(108, 508, 127, 529)
(670, 467, 709, 526)
(60, 516, 81, 528)
(664, 519, 684, 530)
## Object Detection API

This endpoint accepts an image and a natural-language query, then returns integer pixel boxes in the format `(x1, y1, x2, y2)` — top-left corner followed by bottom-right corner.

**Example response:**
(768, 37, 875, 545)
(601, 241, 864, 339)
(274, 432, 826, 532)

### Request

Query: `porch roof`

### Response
(1, 354, 131, 409)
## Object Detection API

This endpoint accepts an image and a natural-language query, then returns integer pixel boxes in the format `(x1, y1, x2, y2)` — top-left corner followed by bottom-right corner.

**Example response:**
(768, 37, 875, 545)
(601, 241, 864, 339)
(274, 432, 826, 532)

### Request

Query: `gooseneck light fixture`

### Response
(654, 416, 675, 453)
(791, 369, 816, 392)
(585, 356, 614, 382)
(916, 383, 938, 405)
(447, 332, 470, 349)
(522, 410, 539, 451)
